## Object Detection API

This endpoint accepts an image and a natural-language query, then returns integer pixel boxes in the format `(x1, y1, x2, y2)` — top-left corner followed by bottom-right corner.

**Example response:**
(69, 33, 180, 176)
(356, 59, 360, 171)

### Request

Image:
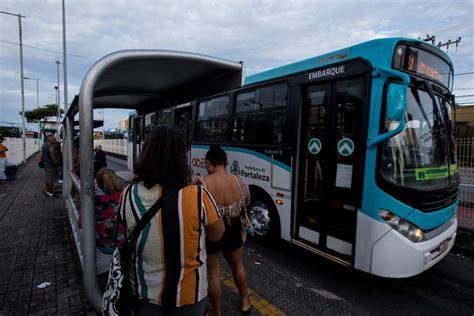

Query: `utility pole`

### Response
(56, 60, 61, 137)
(0, 11, 27, 162)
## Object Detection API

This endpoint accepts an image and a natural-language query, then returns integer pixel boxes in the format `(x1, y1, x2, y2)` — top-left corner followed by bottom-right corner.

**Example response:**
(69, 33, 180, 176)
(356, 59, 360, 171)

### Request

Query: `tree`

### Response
(0, 126, 21, 138)
(20, 104, 64, 135)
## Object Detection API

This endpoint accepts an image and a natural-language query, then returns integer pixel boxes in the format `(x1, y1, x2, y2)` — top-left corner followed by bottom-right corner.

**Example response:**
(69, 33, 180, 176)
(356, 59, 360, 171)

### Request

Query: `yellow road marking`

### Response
(221, 270, 285, 315)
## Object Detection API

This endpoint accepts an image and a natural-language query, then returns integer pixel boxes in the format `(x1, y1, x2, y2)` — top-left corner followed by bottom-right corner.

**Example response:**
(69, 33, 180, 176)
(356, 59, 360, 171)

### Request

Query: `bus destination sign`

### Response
(395, 45, 451, 87)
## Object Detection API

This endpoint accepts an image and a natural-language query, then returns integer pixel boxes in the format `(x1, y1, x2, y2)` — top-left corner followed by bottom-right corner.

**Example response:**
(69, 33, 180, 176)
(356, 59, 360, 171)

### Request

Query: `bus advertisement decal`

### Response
(415, 166, 449, 180)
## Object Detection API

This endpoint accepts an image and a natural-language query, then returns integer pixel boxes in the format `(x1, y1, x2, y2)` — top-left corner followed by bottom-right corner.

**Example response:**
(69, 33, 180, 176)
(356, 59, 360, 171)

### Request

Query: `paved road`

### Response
(240, 238, 474, 315)
(106, 155, 129, 172)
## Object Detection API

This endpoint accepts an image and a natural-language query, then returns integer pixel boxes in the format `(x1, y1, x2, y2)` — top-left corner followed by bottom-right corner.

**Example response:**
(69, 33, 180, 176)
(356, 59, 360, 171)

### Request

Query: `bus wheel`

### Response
(247, 196, 280, 243)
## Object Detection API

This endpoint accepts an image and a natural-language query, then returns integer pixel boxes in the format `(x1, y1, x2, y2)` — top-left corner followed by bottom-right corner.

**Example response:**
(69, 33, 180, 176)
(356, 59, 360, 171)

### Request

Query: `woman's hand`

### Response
(195, 175, 206, 187)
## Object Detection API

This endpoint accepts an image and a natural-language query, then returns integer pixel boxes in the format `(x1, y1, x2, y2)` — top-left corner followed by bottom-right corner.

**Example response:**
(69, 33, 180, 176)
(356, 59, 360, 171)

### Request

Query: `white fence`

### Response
(457, 138, 474, 230)
(3, 137, 40, 165)
(93, 139, 127, 156)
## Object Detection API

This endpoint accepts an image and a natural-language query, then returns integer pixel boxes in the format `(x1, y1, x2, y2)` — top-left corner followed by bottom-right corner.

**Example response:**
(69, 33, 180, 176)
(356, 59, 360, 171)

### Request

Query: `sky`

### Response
(1, 0, 473, 131)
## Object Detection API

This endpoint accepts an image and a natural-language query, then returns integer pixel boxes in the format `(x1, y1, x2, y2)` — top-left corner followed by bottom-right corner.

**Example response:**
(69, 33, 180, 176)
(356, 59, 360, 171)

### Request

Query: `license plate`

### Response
(438, 239, 449, 253)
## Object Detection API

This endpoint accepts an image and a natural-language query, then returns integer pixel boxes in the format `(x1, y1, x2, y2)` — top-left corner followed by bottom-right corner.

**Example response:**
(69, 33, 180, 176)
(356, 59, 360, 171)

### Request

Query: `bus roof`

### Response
(67, 50, 244, 117)
(244, 37, 450, 86)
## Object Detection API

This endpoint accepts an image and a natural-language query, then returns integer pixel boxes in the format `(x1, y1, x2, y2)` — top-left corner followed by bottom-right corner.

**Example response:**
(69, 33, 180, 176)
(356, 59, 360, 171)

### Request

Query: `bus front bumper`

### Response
(370, 218, 457, 278)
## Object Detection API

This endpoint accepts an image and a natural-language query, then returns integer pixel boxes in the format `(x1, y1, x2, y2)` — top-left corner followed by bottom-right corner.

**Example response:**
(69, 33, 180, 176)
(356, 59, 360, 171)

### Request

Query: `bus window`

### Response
(335, 78, 364, 159)
(334, 77, 365, 206)
(157, 108, 172, 124)
(143, 112, 156, 141)
(195, 95, 229, 143)
(233, 83, 288, 145)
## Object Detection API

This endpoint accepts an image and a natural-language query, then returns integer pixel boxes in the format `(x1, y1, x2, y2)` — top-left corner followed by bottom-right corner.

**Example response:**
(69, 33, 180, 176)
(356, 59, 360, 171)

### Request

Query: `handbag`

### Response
(102, 184, 169, 316)
(232, 176, 254, 242)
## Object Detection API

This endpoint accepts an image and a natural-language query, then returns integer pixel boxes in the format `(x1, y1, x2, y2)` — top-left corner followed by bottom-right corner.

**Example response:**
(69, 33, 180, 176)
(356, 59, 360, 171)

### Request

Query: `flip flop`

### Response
(240, 300, 252, 314)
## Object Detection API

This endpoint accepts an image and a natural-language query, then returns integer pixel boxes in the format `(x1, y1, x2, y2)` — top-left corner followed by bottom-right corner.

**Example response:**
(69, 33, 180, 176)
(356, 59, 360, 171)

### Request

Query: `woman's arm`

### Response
(202, 185, 224, 241)
(206, 218, 224, 242)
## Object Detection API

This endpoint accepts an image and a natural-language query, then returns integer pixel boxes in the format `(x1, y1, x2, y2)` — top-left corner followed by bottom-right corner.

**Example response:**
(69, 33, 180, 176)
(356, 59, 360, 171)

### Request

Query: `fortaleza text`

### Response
(240, 170, 270, 182)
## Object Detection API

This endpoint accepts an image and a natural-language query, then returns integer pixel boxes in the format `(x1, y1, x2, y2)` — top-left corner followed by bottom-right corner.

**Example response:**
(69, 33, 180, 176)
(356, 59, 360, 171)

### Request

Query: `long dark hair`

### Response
(205, 144, 227, 167)
(134, 124, 190, 189)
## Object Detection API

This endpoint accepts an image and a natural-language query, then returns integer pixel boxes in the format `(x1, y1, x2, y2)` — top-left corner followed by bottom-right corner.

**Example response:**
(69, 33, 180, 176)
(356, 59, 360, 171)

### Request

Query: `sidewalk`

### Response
(0, 153, 92, 315)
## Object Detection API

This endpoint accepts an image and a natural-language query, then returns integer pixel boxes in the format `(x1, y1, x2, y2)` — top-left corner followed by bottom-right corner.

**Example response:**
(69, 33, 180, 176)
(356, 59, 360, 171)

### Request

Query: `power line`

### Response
(454, 87, 474, 90)
(0, 39, 94, 60)
(455, 72, 474, 76)
(457, 95, 474, 98)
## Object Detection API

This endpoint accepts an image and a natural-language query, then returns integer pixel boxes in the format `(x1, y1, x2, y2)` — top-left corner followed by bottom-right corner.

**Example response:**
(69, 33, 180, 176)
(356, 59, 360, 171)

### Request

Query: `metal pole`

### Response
(62, 0, 68, 115)
(19, 14, 26, 163)
(62, 0, 70, 196)
(56, 60, 61, 135)
(0, 11, 26, 161)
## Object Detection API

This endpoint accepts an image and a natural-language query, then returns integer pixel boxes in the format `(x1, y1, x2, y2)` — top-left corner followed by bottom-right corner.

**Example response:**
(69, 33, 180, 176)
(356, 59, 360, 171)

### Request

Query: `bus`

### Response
(128, 38, 459, 278)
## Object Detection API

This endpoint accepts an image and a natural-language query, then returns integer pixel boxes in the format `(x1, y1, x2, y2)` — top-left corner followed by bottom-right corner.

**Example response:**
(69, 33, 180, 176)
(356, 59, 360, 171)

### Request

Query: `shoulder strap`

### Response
(129, 186, 178, 243)
(232, 175, 244, 195)
(118, 184, 133, 222)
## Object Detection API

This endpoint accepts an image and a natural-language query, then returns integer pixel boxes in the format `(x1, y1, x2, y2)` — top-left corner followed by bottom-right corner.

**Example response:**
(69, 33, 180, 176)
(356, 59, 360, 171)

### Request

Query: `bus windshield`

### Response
(380, 84, 459, 191)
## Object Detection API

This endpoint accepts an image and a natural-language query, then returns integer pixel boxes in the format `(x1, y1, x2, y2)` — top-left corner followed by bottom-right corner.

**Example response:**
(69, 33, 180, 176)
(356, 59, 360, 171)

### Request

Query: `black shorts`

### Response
(206, 217, 242, 255)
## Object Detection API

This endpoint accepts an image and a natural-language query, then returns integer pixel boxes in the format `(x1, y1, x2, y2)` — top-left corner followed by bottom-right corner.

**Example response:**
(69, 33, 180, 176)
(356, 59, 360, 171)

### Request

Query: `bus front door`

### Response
(297, 76, 367, 263)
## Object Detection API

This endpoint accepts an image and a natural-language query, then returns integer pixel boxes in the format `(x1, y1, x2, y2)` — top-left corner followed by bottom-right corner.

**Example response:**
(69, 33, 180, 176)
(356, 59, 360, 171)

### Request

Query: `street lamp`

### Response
(23, 77, 40, 108)
(0, 10, 26, 163)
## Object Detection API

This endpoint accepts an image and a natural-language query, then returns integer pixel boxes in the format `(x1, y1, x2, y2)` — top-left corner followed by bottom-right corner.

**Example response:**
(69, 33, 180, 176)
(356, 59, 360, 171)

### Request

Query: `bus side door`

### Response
(296, 75, 368, 263)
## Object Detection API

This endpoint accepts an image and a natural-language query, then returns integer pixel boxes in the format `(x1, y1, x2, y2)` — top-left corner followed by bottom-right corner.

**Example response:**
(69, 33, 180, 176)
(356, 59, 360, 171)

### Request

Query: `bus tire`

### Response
(247, 192, 280, 245)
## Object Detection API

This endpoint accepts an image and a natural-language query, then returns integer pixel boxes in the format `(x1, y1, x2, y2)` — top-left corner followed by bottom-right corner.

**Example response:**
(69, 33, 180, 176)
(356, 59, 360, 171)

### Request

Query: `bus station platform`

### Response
(0, 153, 276, 315)
(0, 153, 92, 314)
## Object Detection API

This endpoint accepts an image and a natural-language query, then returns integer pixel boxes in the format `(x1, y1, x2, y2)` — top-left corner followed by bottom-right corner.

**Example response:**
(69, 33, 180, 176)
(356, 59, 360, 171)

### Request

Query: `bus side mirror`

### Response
(367, 82, 408, 148)
(386, 83, 407, 121)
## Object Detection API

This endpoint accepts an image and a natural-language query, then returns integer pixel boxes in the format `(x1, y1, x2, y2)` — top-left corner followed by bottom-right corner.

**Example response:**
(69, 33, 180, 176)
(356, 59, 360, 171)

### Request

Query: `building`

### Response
(455, 103, 474, 138)
(118, 118, 129, 132)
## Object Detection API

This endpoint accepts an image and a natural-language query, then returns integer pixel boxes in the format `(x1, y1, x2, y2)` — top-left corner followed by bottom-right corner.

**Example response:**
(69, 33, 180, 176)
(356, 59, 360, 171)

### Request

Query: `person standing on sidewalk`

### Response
(94, 145, 107, 176)
(0, 135, 8, 182)
(42, 135, 60, 197)
(200, 145, 252, 315)
(122, 125, 225, 315)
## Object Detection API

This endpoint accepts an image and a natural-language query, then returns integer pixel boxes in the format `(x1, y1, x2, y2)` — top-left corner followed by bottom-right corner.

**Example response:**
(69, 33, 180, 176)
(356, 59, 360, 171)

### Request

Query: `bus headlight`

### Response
(379, 209, 424, 242)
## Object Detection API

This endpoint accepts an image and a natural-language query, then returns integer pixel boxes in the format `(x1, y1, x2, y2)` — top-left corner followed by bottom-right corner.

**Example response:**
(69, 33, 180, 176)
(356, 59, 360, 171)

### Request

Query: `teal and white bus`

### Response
(129, 38, 459, 277)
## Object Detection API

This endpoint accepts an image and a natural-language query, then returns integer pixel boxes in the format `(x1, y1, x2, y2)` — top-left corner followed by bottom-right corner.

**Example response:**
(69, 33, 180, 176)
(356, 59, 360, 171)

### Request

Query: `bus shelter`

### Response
(63, 50, 244, 310)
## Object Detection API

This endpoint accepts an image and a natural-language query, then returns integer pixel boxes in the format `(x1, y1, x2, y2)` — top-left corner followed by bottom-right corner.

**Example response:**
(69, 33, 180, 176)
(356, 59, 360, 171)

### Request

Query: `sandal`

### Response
(240, 300, 252, 314)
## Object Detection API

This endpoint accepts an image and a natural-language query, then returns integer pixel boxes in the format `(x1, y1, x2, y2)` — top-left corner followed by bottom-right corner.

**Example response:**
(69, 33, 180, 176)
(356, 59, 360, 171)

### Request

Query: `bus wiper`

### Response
(425, 82, 447, 133)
